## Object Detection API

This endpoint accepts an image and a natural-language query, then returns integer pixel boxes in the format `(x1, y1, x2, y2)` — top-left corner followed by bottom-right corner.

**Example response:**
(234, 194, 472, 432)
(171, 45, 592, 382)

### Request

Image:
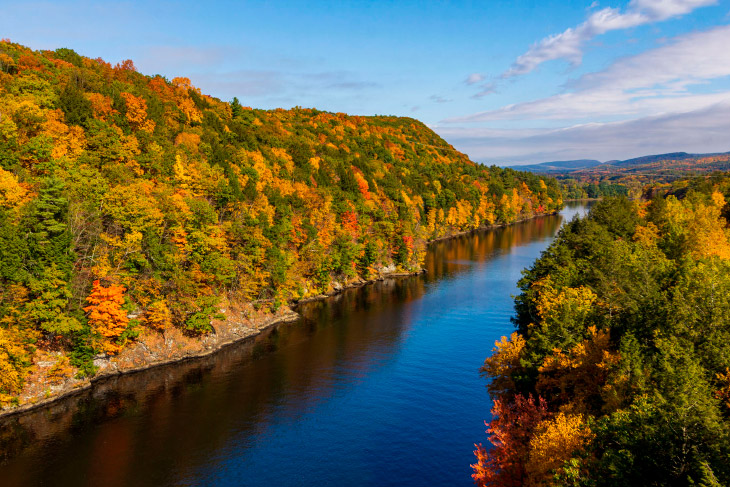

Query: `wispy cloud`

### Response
(503, 0, 717, 78)
(135, 45, 236, 72)
(430, 95, 453, 103)
(470, 82, 496, 99)
(465, 73, 484, 85)
(327, 81, 379, 90)
(193, 69, 379, 101)
(448, 24, 730, 123)
(436, 101, 730, 164)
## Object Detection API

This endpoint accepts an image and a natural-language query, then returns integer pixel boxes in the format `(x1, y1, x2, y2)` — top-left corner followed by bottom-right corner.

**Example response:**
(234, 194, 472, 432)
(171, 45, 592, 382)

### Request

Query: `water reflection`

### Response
(424, 215, 565, 281)
(0, 203, 588, 487)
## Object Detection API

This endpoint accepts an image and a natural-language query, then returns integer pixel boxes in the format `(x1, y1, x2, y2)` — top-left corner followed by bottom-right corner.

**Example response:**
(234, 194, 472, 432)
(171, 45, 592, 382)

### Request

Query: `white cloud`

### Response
(435, 101, 730, 164)
(448, 24, 730, 123)
(632, 0, 716, 19)
(465, 73, 484, 85)
(503, 0, 717, 78)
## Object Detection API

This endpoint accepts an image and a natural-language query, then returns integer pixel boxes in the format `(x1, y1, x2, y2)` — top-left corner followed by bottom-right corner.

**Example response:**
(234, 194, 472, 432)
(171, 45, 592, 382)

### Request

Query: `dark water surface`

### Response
(0, 202, 590, 487)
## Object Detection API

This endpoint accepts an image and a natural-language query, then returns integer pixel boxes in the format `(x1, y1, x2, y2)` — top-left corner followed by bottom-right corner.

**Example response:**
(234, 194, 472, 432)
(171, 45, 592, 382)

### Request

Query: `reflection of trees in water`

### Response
(0, 271, 428, 486)
(425, 214, 563, 279)
(0, 212, 568, 487)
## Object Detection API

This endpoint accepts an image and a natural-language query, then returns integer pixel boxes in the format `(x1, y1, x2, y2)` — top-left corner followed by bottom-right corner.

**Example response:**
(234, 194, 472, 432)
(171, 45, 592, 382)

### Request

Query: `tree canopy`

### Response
(474, 183, 730, 486)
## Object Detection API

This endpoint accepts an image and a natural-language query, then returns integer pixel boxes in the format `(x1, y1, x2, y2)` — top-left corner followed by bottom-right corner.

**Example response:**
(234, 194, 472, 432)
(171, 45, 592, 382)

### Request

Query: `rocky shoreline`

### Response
(0, 267, 426, 419)
(0, 212, 557, 420)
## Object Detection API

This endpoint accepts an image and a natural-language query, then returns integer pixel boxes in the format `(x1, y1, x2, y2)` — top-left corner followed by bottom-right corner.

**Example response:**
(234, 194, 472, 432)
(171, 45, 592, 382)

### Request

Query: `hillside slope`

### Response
(0, 41, 562, 405)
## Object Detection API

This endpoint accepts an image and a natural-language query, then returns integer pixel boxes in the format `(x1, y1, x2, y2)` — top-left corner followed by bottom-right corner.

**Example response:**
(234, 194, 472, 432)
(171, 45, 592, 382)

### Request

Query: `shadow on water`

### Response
(0, 202, 590, 487)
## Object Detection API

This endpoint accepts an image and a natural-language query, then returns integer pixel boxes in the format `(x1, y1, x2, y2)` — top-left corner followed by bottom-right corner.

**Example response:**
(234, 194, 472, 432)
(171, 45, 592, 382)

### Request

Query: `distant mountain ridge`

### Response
(613, 151, 730, 167)
(508, 151, 730, 176)
(506, 159, 602, 173)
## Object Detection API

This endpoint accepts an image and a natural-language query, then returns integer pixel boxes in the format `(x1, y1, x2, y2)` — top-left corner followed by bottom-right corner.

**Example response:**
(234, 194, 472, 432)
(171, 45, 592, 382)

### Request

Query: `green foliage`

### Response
(483, 189, 730, 486)
(25, 264, 81, 335)
(69, 325, 98, 378)
(184, 296, 223, 334)
(230, 97, 243, 119)
(54, 48, 84, 67)
(358, 241, 378, 277)
(58, 83, 93, 127)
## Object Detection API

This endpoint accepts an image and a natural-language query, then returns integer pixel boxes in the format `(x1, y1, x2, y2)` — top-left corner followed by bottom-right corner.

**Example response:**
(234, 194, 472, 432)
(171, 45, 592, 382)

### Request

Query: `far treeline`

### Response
(473, 175, 730, 486)
(561, 179, 630, 200)
(0, 41, 563, 403)
(544, 152, 730, 200)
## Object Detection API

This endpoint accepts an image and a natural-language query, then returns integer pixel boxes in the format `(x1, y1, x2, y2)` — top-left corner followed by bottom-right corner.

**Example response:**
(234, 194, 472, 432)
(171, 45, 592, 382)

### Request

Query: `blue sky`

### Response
(3, 0, 730, 164)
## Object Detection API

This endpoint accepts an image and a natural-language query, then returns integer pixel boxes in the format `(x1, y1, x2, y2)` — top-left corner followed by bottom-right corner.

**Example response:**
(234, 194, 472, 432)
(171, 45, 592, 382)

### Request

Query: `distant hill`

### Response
(510, 152, 730, 178)
(508, 159, 602, 173)
(597, 152, 730, 176)
(613, 152, 696, 167)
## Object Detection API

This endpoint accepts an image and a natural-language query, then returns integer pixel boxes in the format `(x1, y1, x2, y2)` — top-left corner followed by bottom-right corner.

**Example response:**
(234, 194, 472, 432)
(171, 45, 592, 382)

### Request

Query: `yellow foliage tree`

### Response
(172, 78, 204, 123)
(481, 332, 526, 398)
(662, 193, 730, 259)
(175, 131, 201, 153)
(173, 154, 204, 196)
(535, 278, 597, 327)
(525, 413, 593, 486)
(0, 326, 28, 403)
(43, 109, 86, 160)
(633, 222, 660, 247)
(145, 300, 172, 331)
(537, 326, 620, 414)
(0, 166, 29, 210)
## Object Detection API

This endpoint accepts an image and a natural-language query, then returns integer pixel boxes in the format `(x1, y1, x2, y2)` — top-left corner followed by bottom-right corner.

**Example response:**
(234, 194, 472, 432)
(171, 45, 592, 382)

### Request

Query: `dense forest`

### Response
(560, 179, 630, 200)
(473, 176, 730, 486)
(0, 40, 562, 405)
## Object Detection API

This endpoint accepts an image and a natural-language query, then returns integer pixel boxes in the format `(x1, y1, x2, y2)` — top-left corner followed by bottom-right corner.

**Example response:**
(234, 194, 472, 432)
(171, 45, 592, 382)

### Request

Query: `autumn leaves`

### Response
(0, 40, 564, 406)
(474, 192, 730, 485)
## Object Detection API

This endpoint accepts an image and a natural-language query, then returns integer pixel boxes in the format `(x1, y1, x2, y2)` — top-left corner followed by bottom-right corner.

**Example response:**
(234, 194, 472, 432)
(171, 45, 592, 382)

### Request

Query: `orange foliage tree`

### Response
(120, 92, 155, 133)
(84, 280, 129, 355)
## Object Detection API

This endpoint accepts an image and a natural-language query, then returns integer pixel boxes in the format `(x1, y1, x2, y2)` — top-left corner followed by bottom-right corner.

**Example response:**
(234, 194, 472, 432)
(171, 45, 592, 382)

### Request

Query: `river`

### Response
(0, 202, 591, 487)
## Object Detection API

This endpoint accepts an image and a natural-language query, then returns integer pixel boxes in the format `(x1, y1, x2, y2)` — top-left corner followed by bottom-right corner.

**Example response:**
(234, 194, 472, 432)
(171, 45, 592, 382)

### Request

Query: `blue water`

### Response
(0, 203, 590, 487)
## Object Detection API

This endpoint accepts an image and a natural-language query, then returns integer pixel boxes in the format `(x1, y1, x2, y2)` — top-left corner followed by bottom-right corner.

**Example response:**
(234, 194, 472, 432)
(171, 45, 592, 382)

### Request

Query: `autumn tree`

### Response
(84, 280, 130, 355)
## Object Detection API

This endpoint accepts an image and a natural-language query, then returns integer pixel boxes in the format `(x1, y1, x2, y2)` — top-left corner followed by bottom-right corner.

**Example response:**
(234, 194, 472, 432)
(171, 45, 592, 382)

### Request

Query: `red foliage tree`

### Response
(472, 394, 549, 487)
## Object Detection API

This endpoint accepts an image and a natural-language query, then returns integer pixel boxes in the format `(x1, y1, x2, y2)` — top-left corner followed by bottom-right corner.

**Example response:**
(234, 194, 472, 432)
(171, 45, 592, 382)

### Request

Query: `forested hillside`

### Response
(473, 178, 730, 485)
(0, 40, 562, 404)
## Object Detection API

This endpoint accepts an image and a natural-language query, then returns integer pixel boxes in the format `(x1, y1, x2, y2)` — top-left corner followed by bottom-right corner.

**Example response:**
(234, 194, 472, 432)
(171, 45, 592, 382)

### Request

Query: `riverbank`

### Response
(0, 211, 558, 420)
